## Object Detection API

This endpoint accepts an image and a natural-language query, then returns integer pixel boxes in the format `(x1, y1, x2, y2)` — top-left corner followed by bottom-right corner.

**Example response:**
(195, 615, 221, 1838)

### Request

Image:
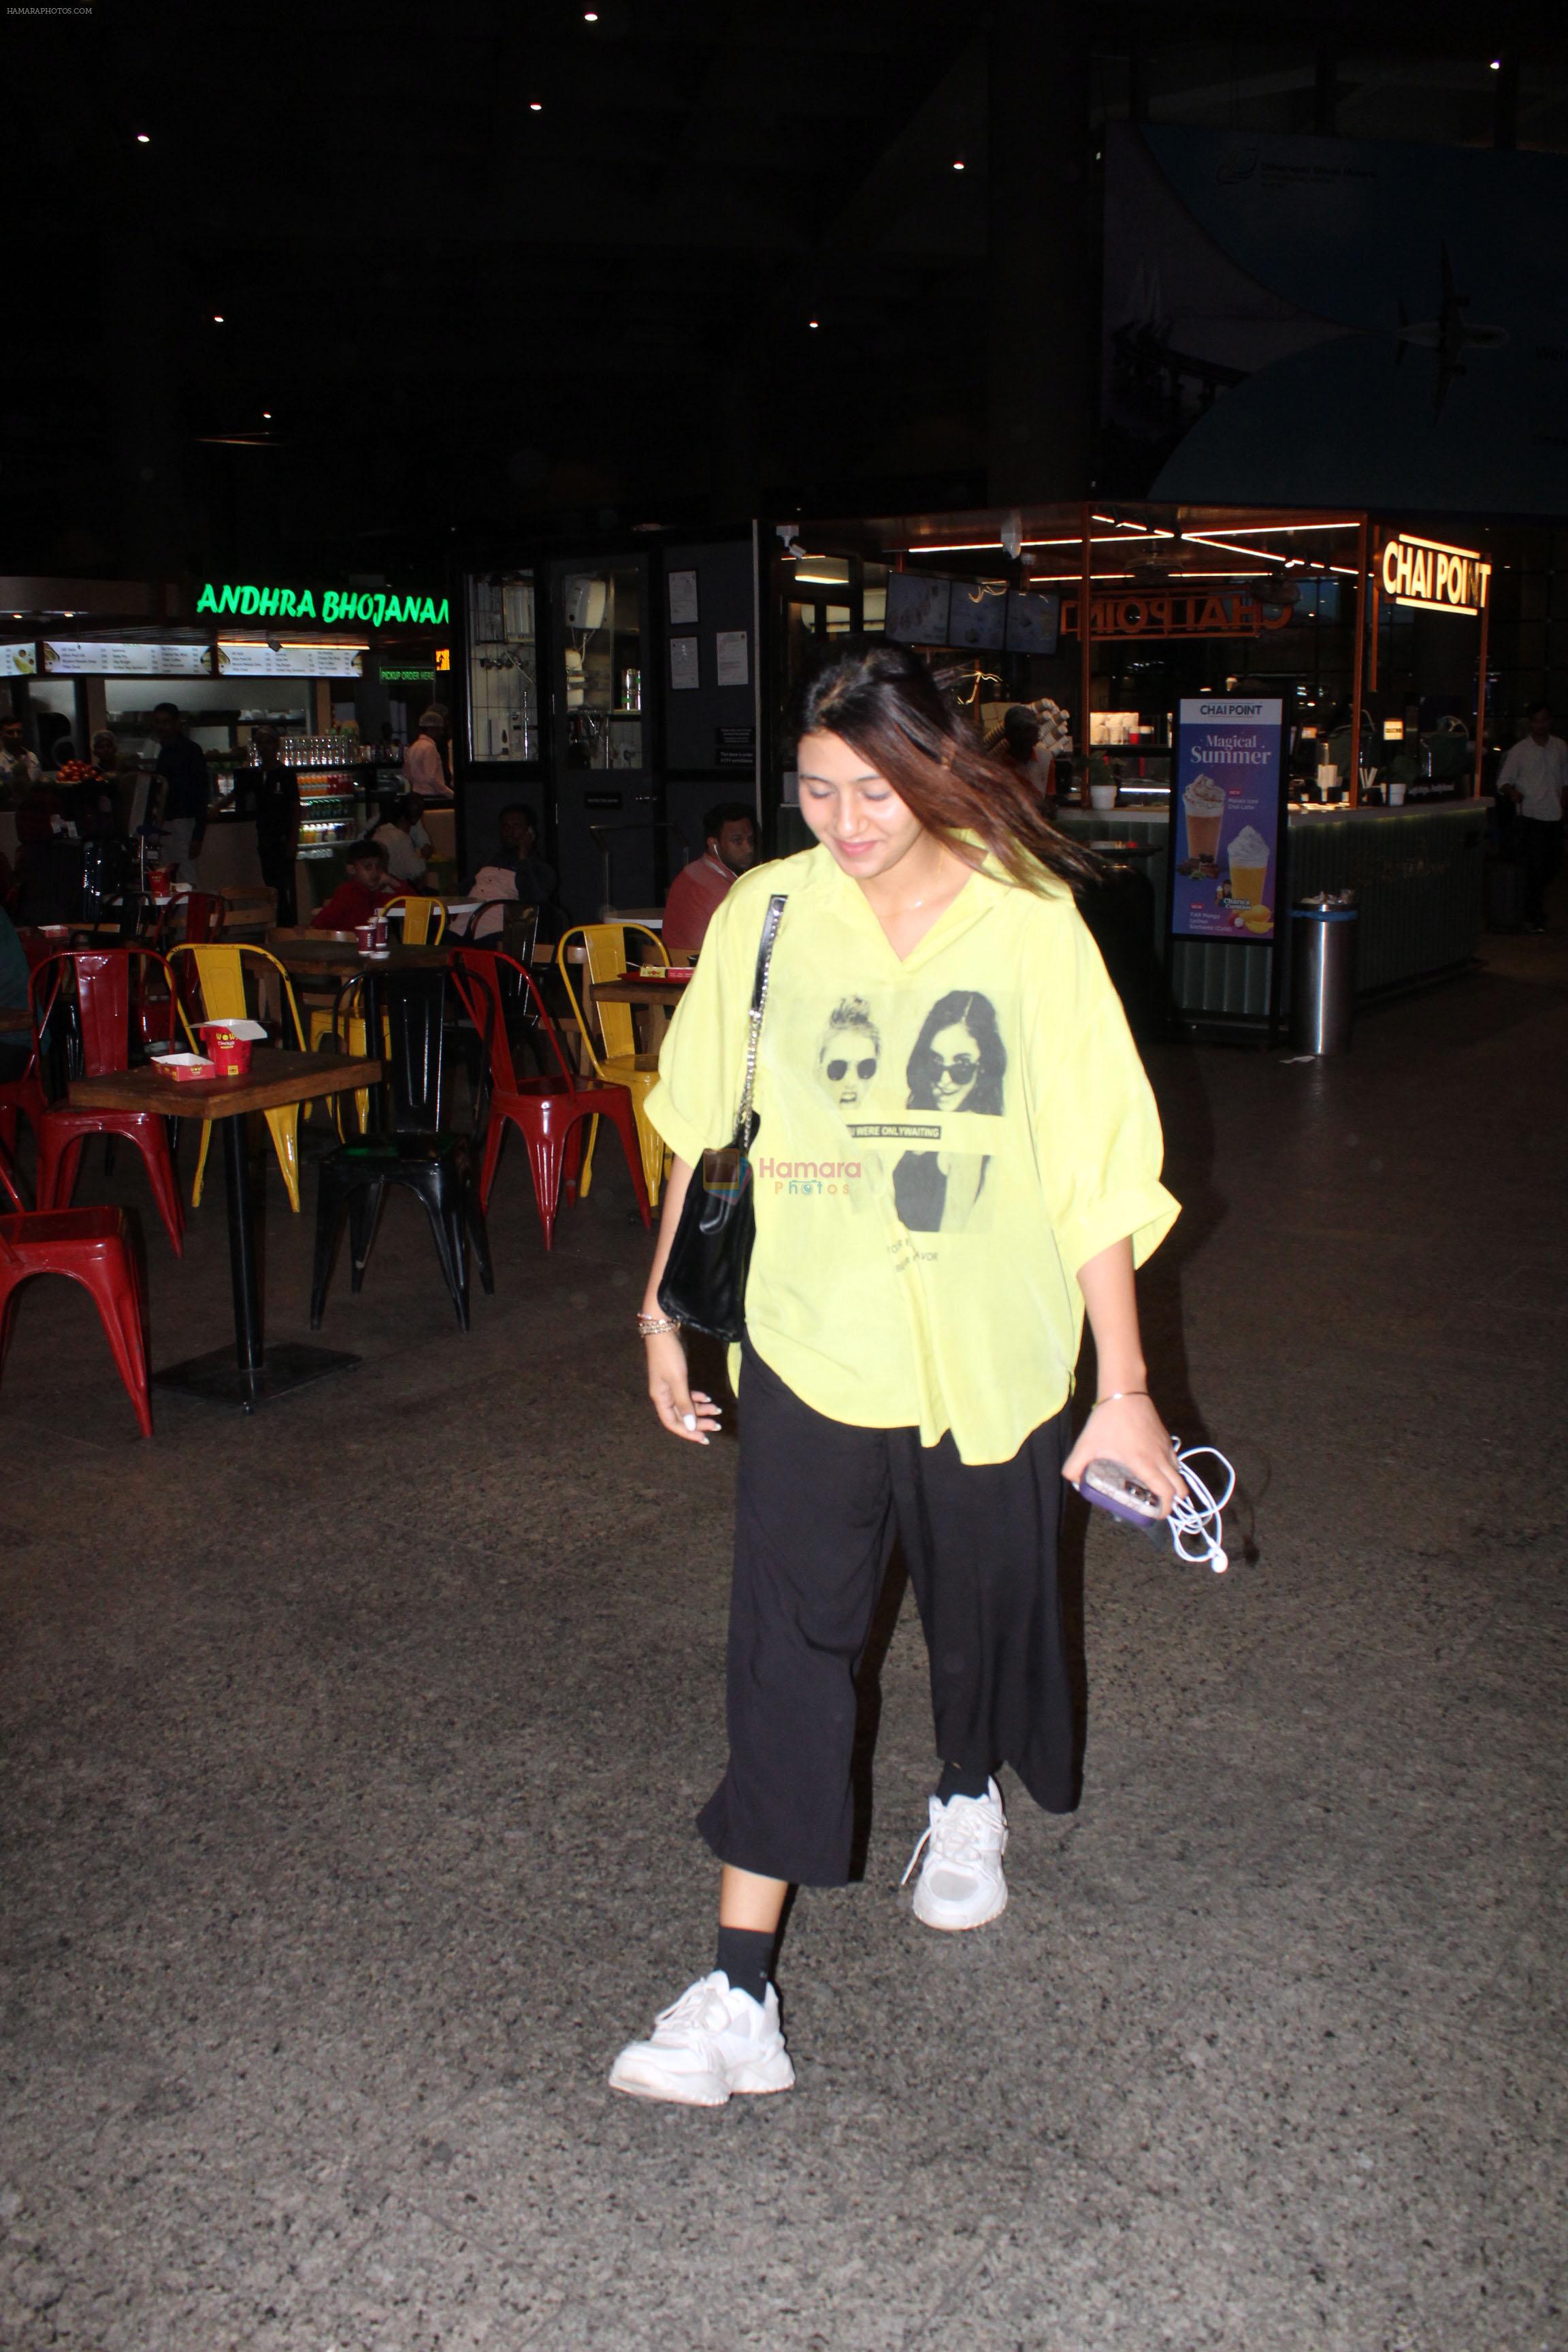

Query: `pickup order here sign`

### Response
(1171, 698, 1284, 943)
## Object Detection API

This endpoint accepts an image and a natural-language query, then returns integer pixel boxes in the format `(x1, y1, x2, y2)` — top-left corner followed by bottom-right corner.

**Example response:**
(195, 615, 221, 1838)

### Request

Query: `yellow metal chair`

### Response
(383, 896, 446, 944)
(319, 977, 376, 1139)
(555, 923, 670, 1207)
(169, 944, 308, 1213)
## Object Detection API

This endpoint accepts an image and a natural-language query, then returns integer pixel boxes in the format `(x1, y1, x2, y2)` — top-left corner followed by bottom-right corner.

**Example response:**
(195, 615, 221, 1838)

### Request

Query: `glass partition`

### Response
(561, 564, 644, 771)
(466, 570, 538, 762)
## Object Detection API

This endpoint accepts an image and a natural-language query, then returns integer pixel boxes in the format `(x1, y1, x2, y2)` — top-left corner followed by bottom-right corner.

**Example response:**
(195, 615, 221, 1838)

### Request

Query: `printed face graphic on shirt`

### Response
(894, 990, 1006, 1232)
(925, 1023, 983, 1109)
(815, 996, 881, 1111)
(904, 992, 1006, 1115)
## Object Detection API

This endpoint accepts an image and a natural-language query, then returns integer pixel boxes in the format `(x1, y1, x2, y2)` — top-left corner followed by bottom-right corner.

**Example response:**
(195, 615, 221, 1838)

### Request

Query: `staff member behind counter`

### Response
(246, 726, 301, 925)
(151, 702, 212, 884)
(403, 707, 454, 803)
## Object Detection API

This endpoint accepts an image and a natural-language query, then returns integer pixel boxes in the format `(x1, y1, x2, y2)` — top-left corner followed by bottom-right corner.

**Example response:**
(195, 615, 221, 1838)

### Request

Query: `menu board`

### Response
(0, 643, 36, 675)
(1171, 698, 1285, 943)
(885, 574, 1058, 656)
(216, 642, 364, 678)
(39, 640, 212, 676)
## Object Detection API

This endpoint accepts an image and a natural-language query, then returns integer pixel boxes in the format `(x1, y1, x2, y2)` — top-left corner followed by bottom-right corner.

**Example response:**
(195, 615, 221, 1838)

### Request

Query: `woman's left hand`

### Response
(1062, 1392, 1187, 1516)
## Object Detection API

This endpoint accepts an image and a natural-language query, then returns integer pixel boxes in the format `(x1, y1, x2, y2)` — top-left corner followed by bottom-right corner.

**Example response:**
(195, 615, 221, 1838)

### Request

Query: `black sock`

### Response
(936, 1760, 994, 1804)
(715, 1925, 775, 2006)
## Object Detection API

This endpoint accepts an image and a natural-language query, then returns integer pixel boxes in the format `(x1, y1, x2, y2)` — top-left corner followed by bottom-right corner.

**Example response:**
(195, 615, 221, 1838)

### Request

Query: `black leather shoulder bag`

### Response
(656, 891, 787, 1341)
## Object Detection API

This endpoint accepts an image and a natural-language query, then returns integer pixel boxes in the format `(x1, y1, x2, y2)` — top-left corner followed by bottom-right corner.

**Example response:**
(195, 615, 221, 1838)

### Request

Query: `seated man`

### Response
(372, 796, 434, 887)
(662, 801, 757, 958)
(310, 839, 398, 931)
(472, 803, 560, 940)
(471, 802, 552, 898)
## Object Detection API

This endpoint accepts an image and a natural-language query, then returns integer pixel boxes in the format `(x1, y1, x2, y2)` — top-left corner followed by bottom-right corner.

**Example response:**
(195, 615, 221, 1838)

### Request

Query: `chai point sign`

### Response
(196, 581, 451, 628)
(1378, 535, 1491, 616)
(1058, 587, 1294, 641)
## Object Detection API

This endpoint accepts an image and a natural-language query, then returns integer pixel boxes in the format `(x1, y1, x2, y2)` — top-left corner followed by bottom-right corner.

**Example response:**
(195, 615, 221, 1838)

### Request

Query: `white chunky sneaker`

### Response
(608, 1970, 796, 2106)
(901, 1779, 1009, 1931)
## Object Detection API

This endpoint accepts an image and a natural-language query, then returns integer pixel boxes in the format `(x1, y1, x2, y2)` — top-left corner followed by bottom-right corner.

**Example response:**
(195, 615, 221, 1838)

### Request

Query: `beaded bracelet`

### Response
(637, 1312, 683, 1338)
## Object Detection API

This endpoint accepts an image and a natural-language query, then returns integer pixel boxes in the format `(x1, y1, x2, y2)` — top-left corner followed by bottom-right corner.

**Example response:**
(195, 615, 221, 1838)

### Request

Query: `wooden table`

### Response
(270, 939, 453, 983)
(69, 1049, 382, 1413)
(589, 977, 691, 1010)
(588, 973, 690, 1056)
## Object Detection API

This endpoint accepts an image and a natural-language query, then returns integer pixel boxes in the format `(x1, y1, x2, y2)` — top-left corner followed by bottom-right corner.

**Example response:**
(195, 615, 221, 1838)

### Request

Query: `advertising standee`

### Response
(1171, 698, 1286, 943)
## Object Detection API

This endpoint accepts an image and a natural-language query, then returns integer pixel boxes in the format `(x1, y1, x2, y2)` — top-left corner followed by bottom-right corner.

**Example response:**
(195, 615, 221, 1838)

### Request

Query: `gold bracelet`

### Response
(1093, 1388, 1149, 1407)
(637, 1312, 683, 1337)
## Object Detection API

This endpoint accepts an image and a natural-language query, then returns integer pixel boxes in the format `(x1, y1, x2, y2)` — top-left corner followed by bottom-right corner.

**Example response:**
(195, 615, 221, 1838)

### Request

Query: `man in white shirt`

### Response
(403, 707, 453, 802)
(1497, 703, 1567, 932)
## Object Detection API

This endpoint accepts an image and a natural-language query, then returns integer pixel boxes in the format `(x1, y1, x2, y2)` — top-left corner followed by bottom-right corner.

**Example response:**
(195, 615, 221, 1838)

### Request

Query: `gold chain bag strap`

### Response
(655, 892, 787, 1341)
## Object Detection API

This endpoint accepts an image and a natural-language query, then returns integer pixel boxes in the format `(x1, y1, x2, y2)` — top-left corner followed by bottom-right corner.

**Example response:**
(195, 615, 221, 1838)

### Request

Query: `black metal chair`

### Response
(309, 970, 494, 1330)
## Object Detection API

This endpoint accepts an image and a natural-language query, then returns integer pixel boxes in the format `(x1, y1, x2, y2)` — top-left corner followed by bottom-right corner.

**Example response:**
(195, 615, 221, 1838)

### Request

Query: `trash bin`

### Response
(1290, 895, 1358, 1056)
(1079, 845, 1158, 1034)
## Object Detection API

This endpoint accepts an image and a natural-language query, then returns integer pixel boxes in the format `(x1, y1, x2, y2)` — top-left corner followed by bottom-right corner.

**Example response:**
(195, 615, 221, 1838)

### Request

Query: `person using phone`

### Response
(608, 640, 1184, 2108)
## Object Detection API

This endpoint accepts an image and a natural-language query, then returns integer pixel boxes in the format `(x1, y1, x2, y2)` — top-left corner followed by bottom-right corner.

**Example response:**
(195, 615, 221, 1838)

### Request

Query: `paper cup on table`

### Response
(1388, 780, 1407, 806)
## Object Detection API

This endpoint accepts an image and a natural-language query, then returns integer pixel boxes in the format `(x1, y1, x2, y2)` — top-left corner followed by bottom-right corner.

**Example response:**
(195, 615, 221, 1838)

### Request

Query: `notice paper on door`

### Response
(715, 630, 749, 687)
(669, 636, 700, 691)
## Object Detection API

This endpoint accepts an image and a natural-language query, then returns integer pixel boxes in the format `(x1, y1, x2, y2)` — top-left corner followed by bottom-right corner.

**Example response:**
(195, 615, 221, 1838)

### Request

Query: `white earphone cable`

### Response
(1168, 1443, 1236, 1575)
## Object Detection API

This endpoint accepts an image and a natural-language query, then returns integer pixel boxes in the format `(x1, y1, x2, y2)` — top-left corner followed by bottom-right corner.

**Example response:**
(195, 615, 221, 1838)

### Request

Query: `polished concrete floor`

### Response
(2, 918, 1565, 2352)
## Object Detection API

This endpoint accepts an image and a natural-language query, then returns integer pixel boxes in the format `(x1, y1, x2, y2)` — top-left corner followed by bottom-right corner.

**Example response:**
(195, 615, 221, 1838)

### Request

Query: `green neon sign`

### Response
(197, 581, 451, 628)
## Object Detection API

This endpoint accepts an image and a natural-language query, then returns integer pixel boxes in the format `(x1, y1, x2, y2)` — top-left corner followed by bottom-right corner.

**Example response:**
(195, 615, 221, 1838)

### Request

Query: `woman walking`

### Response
(610, 642, 1182, 2106)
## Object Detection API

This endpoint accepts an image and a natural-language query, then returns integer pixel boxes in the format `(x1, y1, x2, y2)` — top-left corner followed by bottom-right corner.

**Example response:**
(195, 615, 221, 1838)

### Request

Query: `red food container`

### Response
(206, 1026, 250, 1077)
(197, 1018, 265, 1077)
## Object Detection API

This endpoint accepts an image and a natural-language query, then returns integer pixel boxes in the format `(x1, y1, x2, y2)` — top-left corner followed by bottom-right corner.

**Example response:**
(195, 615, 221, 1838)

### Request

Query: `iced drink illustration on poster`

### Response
(1171, 698, 1284, 941)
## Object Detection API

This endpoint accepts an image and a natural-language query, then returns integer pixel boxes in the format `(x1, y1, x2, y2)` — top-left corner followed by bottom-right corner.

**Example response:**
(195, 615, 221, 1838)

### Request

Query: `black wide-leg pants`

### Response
(696, 1342, 1077, 1888)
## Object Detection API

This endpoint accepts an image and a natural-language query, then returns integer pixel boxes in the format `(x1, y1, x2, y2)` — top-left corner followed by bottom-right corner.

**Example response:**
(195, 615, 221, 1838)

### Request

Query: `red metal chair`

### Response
(180, 892, 225, 945)
(29, 950, 185, 1256)
(0, 941, 49, 1158)
(0, 1138, 152, 1437)
(450, 947, 651, 1247)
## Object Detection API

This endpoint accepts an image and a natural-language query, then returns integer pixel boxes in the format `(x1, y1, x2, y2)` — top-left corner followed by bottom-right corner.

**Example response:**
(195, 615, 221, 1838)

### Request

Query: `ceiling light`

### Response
(584, 7, 598, 15)
(953, 159, 965, 171)
(212, 314, 225, 323)
(1489, 56, 1501, 69)
(529, 99, 543, 111)
(808, 318, 819, 329)
(263, 410, 272, 420)
(135, 132, 150, 144)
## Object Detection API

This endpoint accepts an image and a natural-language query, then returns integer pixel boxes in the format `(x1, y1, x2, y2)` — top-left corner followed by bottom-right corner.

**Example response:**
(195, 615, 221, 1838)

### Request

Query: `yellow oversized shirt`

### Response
(645, 845, 1178, 1467)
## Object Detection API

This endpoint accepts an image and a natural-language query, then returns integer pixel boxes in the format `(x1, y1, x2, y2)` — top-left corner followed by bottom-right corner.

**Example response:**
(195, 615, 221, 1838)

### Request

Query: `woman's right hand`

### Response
(646, 1328, 722, 1447)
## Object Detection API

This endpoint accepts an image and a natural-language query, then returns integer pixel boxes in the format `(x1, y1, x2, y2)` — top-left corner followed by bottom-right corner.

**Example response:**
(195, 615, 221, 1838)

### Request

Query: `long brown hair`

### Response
(794, 640, 1102, 892)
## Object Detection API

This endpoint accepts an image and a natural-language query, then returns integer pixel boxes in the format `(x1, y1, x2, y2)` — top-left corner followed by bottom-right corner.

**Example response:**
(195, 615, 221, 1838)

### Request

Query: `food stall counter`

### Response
(1053, 797, 1488, 1009)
